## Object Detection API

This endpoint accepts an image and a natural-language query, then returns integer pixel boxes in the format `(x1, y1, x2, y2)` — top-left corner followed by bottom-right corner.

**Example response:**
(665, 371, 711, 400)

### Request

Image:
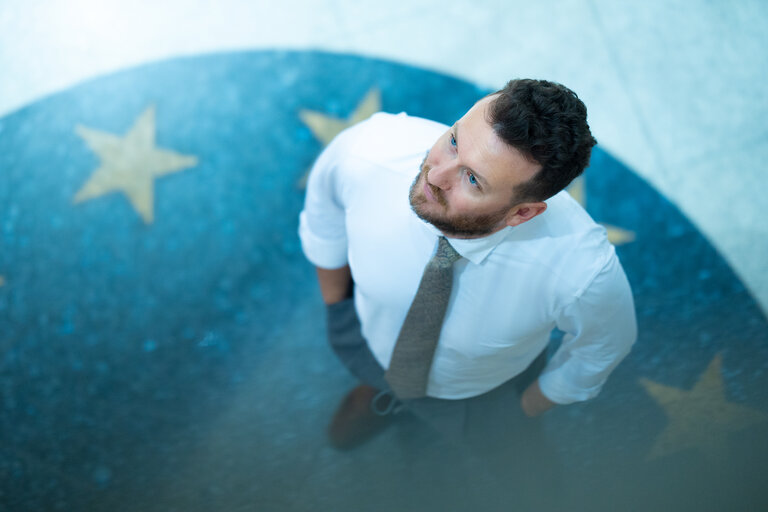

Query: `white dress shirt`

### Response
(299, 112, 636, 403)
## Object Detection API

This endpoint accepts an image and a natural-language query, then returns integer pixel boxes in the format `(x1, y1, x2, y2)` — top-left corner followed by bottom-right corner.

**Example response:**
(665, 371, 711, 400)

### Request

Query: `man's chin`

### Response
(409, 199, 439, 225)
(410, 205, 503, 239)
(409, 201, 432, 225)
(409, 178, 504, 238)
(411, 207, 465, 237)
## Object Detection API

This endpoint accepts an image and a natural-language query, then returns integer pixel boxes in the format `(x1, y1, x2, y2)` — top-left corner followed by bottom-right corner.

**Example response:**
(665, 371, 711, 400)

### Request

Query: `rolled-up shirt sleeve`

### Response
(538, 251, 637, 404)
(298, 134, 350, 269)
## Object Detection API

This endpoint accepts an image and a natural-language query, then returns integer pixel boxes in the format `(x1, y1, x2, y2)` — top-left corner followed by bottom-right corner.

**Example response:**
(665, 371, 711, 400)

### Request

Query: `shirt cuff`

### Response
(298, 211, 348, 269)
(537, 368, 604, 405)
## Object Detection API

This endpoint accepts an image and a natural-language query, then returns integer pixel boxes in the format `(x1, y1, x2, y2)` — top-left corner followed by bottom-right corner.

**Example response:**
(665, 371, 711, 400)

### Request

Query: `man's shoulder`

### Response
(510, 190, 605, 243)
(498, 190, 617, 286)
(332, 112, 447, 163)
(544, 190, 603, 235)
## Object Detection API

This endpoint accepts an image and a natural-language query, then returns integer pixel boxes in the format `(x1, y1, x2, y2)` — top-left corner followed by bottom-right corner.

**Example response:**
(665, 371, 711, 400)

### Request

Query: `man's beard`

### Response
(408, 155, 510, 238)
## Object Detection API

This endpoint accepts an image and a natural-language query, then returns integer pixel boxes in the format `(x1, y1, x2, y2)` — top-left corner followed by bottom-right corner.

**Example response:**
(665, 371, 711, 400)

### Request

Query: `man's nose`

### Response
(427, 162, 456, 190)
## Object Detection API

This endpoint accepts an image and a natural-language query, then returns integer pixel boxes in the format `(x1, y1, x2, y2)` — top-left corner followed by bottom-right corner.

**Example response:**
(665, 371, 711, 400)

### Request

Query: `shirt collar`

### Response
(418, 218, 513, 265)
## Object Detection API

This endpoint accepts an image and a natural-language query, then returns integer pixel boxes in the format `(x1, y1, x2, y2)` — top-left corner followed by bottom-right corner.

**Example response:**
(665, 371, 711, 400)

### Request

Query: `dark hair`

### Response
(487, 79, 597, 202)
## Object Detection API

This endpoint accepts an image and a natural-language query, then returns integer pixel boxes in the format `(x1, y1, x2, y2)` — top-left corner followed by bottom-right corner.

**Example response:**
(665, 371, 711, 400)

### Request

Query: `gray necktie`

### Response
(385, 236, 462, 399)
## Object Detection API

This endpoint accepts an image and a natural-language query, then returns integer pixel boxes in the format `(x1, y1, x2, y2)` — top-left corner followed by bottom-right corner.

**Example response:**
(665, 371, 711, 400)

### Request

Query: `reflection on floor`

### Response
(1, 51, 766, 512)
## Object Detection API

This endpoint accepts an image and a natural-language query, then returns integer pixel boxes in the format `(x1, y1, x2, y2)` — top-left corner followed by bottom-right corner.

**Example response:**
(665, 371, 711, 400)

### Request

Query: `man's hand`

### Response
(520, 379, 557, 417)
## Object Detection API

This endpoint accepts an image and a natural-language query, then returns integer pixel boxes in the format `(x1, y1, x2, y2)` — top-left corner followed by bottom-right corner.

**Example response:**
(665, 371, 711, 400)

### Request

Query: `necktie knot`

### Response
(434, 236, 461, 268)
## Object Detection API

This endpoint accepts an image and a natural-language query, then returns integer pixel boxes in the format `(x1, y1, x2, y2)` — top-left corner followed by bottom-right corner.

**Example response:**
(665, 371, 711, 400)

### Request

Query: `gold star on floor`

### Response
(567, 176, 635, 245)
(640, 354, 768, 461)
(297, 88, 381, 188)
(74, 106, 198, 224)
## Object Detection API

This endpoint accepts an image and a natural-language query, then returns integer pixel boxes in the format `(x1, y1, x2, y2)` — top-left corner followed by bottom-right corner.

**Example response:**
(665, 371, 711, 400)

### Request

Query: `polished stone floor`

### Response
(1, 3, 767, 511)
(1, 50, 767, 512)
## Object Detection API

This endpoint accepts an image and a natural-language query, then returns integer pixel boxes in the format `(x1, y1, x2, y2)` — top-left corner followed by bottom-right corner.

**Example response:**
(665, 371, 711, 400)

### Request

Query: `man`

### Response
(299, 79, 637, 450)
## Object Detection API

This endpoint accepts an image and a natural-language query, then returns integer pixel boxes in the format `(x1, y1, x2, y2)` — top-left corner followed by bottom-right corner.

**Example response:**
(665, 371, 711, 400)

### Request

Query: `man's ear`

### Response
(504, 202, 547, 228)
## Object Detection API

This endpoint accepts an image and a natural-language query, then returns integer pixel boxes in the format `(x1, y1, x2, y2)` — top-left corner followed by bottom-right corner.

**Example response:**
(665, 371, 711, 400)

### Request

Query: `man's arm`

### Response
(534, 252, 637, 409)
(299, 128, 353, 278)
(316, 265, 352, 305)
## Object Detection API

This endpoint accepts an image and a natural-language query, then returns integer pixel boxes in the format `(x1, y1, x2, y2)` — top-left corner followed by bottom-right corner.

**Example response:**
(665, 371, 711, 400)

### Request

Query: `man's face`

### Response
(409, 96, 542, 238)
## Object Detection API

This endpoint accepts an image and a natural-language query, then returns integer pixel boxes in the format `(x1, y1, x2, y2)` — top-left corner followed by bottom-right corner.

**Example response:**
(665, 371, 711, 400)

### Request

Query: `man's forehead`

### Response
(460, 95, 494, 122)
(454, 100, 540, 188)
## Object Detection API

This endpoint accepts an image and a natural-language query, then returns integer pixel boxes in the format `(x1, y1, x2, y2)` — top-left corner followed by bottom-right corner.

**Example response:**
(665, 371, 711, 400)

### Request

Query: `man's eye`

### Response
(450, 134, 457, 147)
(468, 173, 478, 186)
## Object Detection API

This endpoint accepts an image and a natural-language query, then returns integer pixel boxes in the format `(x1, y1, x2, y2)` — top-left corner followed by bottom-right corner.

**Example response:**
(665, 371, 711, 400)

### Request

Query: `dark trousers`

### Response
(327, 298, 564, 509)
(327, 298, 549, 446)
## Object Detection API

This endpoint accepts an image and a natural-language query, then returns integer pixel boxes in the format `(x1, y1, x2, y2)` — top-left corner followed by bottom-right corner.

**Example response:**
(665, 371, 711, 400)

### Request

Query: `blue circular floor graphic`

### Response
(0, 51, 766, 511)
